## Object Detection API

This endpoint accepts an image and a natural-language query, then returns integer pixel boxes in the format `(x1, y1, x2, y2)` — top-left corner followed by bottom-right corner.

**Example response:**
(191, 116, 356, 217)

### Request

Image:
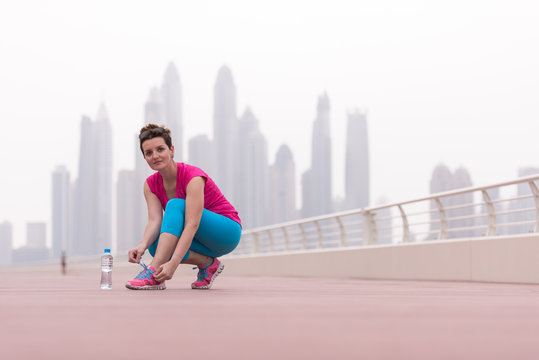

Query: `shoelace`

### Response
(193, 266, 209, 281)
(135, 259, 153, 280)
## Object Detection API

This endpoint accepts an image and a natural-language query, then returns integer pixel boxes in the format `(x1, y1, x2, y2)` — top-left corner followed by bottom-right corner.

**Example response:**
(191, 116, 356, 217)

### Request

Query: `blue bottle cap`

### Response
(104, 249, 111, 253)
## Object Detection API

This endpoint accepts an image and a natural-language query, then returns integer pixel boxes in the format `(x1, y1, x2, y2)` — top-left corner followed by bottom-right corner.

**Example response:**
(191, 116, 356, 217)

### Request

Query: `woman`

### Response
(126, 124, 242, 290)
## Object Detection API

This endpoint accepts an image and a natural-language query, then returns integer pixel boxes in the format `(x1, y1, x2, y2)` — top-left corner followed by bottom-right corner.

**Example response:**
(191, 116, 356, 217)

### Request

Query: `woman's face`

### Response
(141, 137, 174, 171)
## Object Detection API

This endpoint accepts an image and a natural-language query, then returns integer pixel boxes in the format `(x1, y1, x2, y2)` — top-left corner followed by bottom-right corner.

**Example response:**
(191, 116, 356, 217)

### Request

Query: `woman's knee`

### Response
(164, 198, 186, 215)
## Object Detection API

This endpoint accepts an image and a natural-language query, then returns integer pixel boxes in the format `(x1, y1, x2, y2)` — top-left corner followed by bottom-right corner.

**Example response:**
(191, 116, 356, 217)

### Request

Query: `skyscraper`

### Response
(374, 197, 393, 245)
(144, 87, 164, 125)
(213, 65, 238, 203)
(237, 108, 269, 228)
(161, 62, 183, 161)
(302, 93, 332, 218)
(133, 91, 167, 241)
(116, 170, 137, 252)
(0, 221, 12, 265)
(26, 222, 47, 249)
(507, 167, 539, 234)
(94, 104, 113, 253)
(428, 164, 474, 239)
(12, 222, 50, 263)
(452, 167, 475, 238)
(73, 115, 95, 255)
(188, 134, 214, 177)
(345, 110, 369, 210)
(270, 144, 297, 224)
(74, 104, 113, 255)
(51, 165, 70, 259)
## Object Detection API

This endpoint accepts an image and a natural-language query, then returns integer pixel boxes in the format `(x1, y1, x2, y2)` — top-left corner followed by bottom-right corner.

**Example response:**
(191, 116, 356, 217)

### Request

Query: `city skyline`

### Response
(1, 1, 539, 248)
(44, 64, 371, 256)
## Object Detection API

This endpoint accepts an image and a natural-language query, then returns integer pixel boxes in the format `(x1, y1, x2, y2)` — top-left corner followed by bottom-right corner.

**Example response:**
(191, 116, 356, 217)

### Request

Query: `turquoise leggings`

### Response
(148, 198, 241, 262)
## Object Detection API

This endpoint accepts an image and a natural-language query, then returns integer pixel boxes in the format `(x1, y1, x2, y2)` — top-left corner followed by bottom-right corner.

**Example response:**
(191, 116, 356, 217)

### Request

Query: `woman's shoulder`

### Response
(146, 171, 162, 192)
(178, 162, 207, 177)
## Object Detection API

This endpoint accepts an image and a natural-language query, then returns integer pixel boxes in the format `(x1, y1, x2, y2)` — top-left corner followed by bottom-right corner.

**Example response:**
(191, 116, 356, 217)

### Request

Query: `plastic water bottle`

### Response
(100, 249, 113, 290)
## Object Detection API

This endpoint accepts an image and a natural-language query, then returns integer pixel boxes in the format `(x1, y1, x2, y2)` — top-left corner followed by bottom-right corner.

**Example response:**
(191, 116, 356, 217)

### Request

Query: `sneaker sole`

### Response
(125, 283, 166, 290)
(191, 262, 225, 290)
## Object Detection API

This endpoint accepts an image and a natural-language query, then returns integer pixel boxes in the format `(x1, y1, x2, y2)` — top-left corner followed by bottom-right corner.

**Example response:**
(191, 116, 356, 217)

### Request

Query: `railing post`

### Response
(314, 220, 323, 248)
(362, 211, 378, 245)
(298, 223, 307, 249)
(481, 190, 496, 236)
(529, 181, 539, 232)
(267, 230, 274, 252)
(335, 216, 346, 247)
(397, 205, 410, 243)
(434, 198, 448, 239)
(282, 227, 290, 251)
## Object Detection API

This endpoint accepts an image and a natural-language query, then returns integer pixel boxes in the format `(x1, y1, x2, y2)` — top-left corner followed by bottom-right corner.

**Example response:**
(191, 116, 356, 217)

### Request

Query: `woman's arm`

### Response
(127, 181, 163, 263)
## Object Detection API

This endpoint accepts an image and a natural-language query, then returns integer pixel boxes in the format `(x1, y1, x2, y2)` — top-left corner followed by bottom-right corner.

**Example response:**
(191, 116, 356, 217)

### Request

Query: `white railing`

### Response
(234, 175, 539, 255)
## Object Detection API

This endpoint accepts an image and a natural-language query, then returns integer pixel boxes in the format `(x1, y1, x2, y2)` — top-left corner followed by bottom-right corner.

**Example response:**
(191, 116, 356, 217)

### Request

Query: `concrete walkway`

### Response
(1, 264, 539, 359)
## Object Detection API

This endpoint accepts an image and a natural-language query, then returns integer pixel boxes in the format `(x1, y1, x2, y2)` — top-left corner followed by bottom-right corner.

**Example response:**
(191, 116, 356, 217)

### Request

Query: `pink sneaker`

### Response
(125, 261, 166, 290)
(191, 258, 224, 289)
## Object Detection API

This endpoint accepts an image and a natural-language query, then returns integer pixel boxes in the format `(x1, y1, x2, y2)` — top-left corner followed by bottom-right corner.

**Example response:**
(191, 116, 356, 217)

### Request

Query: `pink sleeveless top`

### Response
(146, 162, 241, 226)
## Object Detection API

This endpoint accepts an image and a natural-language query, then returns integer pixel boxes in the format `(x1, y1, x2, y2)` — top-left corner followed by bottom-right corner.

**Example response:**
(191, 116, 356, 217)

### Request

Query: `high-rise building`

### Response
(12, 222, 49, 263)
(26, 222, 47, 249)
(428, 164, 474, 239)
(145, 87, 164, 125)
(161, 62, 183, 161)
(213, 65, 238, 203)
(116, 170, 138, 252)
(73, 115, 94, 255)
(345, 110, 369, 210)
(451, 167, 475, 238)
(270, 144, 297, 224)
(0, 221, 13, 265)
(134, 91, 165, 241)
(507, 167, 539, 235)
(94, 104, 113, 253)
(51, 165, 70, 259)
(188, 134, 214, 177)
(74, 104, 113, 255)
(374, 197, 393, 245)
(237, 108, 269, 228)
(133, 152, 147, 241)
(302, 93, 332, 218)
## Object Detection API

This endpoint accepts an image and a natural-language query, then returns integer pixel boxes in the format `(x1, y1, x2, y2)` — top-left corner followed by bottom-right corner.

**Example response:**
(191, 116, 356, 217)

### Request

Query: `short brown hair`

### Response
(139, 124, 172, 154)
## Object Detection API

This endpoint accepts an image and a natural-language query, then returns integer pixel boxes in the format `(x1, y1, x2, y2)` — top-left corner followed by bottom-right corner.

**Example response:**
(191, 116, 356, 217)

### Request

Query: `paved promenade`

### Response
(2, 263, 539, 360)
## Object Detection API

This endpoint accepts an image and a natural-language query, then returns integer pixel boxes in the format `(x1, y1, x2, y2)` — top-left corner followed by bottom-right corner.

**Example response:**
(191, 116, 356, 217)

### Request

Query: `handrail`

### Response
(236, 175, 539, 255)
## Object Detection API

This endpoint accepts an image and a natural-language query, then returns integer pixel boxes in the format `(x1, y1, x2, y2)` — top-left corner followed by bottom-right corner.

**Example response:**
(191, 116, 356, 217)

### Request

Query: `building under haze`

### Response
(270, 144, 297, 224)
(0, 221, 13, 265)
(161, 62, 183, 161)
(506, 167, 539, 235)
(302, 93, 332, 218)
(213, 66, 239, 203)
(374, 197, 393, 245)
(429, 164, 475, 239)
(345, 110, 370, 210)
(51, 165, 70, 259)
(144, 87, 164, 125)
(188, 134, 214, 177)
(237, 108, 269, 229)
(12, 222, 49, 263)
(116, 170, 138, 252)
(73, 104, 113, 255)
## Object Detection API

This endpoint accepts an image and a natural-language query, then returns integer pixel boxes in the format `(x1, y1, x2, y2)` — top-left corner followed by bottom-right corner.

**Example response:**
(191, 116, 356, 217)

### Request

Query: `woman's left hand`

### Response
(154, 260, 180, 282)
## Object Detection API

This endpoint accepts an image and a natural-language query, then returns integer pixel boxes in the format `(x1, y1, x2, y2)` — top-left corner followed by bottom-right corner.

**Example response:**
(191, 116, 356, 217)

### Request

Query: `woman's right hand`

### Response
(128, 244, 147, 263)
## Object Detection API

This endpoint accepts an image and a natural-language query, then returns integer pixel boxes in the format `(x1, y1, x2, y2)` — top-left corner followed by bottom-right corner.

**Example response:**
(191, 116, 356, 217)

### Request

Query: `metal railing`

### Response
(234, 175, 539, 256)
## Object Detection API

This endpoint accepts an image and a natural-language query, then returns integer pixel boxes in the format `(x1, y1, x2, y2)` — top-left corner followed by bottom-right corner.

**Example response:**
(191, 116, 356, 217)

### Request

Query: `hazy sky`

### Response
(1, 0, 538, 247)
